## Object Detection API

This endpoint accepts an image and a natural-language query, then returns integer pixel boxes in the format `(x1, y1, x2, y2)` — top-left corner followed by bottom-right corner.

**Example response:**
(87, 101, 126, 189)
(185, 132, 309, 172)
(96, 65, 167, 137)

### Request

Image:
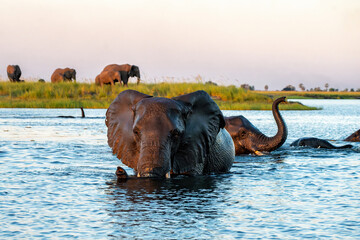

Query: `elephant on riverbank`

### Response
(106, 89, 235, 178)
(344, 129, 360, 142)
(7, 65, 23, 82)
(95, 70, 121, 86)
(51, 68, 76, 83)
(224, 97, 288, 155)
(290, 137, 353, 149)
(103, 64, 141, 86)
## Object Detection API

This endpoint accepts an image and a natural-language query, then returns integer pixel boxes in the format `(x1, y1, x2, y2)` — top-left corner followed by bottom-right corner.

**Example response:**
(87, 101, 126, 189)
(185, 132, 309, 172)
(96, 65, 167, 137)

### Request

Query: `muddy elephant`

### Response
(103, 64, 140, 86)
(290, 137, 353, 149)
(224, 97, 288, 155)
(51, 68, 76, 83)
(7, 65, 22, 82)
(344, 129, 360, 142)
(106, 90, 235, 178)
(95, 70, 121, 86)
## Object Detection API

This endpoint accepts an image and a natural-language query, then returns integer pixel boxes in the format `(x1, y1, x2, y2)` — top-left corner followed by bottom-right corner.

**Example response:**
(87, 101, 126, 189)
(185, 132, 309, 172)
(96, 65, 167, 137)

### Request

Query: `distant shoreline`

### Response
(255, 90, 360, 99)
(0, 82, 318, 110)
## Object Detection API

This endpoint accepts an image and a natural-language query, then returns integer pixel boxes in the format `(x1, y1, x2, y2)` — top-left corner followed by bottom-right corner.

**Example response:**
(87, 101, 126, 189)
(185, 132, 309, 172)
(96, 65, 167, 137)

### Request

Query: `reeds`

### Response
(0, 81, 316, 110)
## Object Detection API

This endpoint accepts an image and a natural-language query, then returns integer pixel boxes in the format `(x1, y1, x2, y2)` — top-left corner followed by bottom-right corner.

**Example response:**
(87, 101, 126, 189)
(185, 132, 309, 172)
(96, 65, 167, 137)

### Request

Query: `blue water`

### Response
(1, 100, 359, 239)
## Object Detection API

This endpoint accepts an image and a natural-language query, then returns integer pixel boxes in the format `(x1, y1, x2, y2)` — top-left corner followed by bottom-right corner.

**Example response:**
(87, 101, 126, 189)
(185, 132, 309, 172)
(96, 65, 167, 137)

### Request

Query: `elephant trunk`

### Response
(253, 97, 288, 152)
(137, 138, 171, 178)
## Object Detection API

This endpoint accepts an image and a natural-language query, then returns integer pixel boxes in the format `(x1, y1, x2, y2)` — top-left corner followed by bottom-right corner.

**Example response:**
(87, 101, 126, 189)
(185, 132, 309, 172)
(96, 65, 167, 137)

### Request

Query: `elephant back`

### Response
(103, 64, 131, 72)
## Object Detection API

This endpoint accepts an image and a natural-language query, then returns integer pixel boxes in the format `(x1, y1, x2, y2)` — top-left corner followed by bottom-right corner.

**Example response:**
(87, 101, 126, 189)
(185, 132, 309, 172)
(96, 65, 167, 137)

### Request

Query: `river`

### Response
(0, 99, 359, 239)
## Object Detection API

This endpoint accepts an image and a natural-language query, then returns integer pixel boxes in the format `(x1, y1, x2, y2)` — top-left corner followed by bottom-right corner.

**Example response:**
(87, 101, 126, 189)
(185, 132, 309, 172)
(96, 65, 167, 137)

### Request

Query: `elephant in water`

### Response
(106, 90, 235, 178)
(344, 129, 360, 142)
(103, 64, 141, 86)
(290, 137, 353, 149)
(51, 68, 76, 83)
(58, 108, 85, 118)
(95, 70, 121, 86)
(224, 97, 288, 155)
(7, 65, 23, 82)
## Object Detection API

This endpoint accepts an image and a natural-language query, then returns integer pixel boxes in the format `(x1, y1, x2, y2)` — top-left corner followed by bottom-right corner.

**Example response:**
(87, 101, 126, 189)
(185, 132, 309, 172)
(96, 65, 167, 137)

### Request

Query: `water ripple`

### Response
(1, 105, 360, 239)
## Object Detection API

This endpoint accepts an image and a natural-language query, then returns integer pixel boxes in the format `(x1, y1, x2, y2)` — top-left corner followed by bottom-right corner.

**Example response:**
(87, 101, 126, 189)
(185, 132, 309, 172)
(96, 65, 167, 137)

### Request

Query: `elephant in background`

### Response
(103, 64, 141, 86)
(344, 129, 360, 142)
(7, 65, 23, 82)
(51, 68, 76, 83)
(95, 70, 121, 86)
(290, 137, 353, 149)
(106, 90, 235, 178)
(224, 97, 288, 156)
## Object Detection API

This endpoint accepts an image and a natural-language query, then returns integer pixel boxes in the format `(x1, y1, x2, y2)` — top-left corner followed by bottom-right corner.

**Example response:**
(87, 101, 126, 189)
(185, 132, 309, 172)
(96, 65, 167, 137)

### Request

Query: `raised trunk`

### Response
(254, 97, 288, 152)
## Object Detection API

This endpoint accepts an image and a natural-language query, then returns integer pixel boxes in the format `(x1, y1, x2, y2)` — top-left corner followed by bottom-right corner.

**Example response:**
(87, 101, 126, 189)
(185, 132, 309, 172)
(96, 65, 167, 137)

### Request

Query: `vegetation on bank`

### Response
(255, 90, 360, 99)
(0, 81, 317, 110)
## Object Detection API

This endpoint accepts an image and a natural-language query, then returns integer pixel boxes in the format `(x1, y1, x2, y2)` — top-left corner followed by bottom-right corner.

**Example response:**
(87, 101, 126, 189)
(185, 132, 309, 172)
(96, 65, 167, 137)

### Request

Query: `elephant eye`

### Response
(240, 130, 247, 138)
(171, 129, 181, 138)
(133, 127, 141, 136)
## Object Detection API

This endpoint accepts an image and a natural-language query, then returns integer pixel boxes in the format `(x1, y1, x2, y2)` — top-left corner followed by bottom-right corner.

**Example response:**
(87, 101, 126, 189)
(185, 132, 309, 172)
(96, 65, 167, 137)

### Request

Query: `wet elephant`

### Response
(7, 65, 22, 82)
(106, 89, 235, 178)
(51, 68, 76, 83)
(224, 97, 288, 155)
(103, 64, 140, 86)
(344, 129, 360, 142)
(95, 70, 121, 86)
(290, 137, 353, 149)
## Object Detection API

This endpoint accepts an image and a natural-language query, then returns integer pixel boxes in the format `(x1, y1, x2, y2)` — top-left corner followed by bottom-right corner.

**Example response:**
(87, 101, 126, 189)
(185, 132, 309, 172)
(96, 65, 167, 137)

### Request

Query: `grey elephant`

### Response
(106, 90, 235, 178)
(103, 64, 141, 86)
(51, 68, 76, 83)
(290, 137, 353, 149)
(224, 97, 288, 155)
(7, 65, 23, 82)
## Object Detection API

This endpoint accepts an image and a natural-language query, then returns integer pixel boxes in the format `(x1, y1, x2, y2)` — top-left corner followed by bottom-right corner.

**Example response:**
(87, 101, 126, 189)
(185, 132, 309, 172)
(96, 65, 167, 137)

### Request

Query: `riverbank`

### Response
(0, 82, 317, 110)
(255, 90, 360, 99)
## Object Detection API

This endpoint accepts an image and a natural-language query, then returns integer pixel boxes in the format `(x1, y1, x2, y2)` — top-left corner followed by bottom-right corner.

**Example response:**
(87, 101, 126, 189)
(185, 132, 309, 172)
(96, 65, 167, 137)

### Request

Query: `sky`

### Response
(0, 0, 359, 90)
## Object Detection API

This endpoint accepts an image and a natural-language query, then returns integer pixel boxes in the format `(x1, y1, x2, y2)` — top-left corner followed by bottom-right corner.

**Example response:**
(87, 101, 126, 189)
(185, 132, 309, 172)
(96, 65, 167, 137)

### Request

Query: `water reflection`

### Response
(104, 175, 233, 239)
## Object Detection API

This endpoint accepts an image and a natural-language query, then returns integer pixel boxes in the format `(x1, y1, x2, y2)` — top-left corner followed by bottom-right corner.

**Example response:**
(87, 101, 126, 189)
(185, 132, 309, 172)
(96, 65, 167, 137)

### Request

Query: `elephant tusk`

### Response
(254, 151, 265, 156)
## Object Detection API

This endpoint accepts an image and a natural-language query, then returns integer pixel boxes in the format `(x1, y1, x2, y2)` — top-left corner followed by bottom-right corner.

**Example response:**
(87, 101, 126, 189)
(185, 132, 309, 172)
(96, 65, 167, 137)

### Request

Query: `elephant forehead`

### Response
(136, 97, 181, 113)
(226, 116, 248, 127)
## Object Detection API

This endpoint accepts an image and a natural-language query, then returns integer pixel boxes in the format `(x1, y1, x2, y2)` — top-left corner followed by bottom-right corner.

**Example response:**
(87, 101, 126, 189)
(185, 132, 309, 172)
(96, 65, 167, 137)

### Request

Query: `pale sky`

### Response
(0, 0, 359, 90)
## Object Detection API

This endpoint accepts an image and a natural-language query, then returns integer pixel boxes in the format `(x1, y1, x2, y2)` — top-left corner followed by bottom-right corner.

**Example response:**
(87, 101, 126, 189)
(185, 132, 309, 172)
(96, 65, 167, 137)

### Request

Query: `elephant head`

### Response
(129, 65, 141, 84)
(105, 90, 234, 178)
(344, 129, 360, 142)
(7, 65, 22, 82)
(63, 68, 76, 82)
(225, 97, 288, 155)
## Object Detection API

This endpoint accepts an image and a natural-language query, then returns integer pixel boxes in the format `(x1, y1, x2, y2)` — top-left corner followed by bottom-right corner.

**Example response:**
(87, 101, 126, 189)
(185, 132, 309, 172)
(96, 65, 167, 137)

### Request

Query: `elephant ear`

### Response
(172, 90, 225, 174)
(105, 89, 152, 170)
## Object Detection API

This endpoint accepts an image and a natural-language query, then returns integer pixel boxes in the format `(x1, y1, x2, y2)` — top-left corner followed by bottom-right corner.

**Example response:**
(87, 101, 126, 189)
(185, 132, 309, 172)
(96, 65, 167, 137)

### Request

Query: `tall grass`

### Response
(0, 82, 316, 110)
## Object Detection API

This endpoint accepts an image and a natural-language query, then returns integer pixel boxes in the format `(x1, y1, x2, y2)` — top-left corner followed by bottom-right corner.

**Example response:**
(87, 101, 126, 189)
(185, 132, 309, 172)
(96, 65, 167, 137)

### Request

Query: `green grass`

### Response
(0, 81, 317, 110)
